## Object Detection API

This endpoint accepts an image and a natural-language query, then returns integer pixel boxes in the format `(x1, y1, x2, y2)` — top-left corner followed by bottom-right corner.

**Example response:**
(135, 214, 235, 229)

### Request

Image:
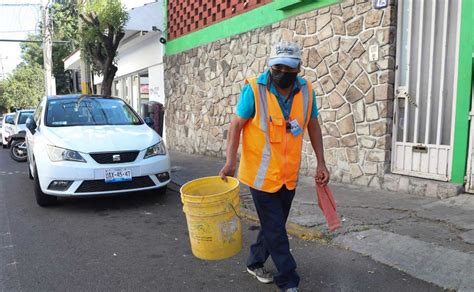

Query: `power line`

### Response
(0, 4, 42, 6)
(0, 38, 70, 43)
(0, 4, 41, 36)
(0, 54, 7, 81)
(0, 30, 36, 33)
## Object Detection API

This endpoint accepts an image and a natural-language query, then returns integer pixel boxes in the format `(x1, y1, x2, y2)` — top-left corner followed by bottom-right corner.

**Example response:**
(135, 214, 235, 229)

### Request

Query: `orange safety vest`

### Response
(238, 77, 313, 193)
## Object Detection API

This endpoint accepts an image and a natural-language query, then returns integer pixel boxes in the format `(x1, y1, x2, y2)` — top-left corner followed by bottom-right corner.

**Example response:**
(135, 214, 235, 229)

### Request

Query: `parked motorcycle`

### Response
(8, 131, 27, 162)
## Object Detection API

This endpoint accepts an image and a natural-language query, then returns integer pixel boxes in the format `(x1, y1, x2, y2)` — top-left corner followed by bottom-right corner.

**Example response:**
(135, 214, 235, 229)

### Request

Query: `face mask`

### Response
(271, 70, 297, 89)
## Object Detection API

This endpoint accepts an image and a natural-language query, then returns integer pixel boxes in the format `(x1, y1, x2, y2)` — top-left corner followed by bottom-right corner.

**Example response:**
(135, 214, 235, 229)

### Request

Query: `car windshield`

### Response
(45, 97, 143, 127)
(18, 112, 34, 124)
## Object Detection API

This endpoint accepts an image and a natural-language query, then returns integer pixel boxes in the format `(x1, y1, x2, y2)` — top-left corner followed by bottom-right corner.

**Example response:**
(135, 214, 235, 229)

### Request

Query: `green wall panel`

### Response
(165, 0, 340, 56)
(451, 0, 474, 183)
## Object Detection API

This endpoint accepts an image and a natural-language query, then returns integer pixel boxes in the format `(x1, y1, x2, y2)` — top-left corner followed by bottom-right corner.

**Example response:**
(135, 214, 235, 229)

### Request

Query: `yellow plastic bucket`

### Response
(180, 176, 242, 261)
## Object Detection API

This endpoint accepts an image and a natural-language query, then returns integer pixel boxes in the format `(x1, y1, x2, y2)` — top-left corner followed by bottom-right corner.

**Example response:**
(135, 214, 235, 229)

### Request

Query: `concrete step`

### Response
(379, 174, 463, 199)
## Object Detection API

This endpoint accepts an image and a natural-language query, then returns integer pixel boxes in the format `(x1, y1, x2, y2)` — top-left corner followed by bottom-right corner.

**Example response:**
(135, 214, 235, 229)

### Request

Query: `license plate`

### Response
(105, 169, 132, 183)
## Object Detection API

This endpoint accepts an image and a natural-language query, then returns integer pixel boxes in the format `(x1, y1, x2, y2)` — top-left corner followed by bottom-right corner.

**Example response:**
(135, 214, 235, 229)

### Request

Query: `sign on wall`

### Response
(148, 64, 165, 104)
(373, 0, 388, 9)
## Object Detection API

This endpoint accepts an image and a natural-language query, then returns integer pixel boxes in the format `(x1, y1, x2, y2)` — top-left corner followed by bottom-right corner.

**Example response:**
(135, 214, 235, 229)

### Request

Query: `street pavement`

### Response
(0, 148, 441, 291)
(170, 150, 474, 291)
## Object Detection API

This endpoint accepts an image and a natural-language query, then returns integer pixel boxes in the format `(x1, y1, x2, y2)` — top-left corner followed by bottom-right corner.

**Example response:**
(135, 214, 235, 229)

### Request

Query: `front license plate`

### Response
(105, 169, 132, 183)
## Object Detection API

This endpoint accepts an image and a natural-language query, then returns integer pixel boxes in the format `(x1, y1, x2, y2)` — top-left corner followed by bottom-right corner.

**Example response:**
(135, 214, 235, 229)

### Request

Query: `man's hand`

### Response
(219, 163, 236, 182)
(315, 163, 330, 186)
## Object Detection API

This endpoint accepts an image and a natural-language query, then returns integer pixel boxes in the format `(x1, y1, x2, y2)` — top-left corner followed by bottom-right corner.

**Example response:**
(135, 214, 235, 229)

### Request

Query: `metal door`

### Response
(392, 0, 462, 181)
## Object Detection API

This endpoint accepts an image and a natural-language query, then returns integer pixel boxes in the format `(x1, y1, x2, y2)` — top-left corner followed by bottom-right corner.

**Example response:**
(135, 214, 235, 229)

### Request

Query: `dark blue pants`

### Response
(246, 185, 299, 290)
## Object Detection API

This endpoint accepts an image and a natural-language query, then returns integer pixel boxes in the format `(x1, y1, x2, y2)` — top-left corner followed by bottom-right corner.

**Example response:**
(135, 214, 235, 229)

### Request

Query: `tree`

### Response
(79, 0, 128, 96)
(20, 1, 79, 94)
(2, 65, 45, 110)
(51, 1, 80, 49)
(20, 35, 43, 67)
(0, 80, 7, 112)
(50, 1, 80, 94)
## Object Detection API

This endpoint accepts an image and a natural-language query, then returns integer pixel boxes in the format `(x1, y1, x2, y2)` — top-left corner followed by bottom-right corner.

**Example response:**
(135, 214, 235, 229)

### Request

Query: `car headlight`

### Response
(47, 145, 86, 163)
(144, 141, 166, 159)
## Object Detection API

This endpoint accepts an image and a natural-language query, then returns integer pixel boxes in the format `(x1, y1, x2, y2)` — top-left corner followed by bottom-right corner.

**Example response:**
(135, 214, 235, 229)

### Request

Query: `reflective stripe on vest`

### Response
(254, 84, 271, 189)
(239, 77, 312, 192)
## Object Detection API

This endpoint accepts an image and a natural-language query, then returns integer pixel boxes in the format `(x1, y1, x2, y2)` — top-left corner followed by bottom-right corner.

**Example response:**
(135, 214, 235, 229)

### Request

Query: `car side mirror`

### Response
(144, 117, 155, 128)
(26, 117, 37, 134)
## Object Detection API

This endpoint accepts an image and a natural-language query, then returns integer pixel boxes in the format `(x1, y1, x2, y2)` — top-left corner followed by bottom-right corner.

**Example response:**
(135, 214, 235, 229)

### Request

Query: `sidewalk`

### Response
(169, 150, 474, 291)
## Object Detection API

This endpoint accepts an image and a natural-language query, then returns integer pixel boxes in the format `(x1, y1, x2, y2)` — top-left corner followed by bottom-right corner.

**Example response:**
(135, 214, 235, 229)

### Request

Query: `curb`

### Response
(170, 180, 327, 243)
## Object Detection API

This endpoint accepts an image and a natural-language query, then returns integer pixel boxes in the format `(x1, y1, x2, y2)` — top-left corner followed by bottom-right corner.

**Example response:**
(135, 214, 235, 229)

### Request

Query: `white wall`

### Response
(115, 32, 164, 78)
(148, 64, 165, 104)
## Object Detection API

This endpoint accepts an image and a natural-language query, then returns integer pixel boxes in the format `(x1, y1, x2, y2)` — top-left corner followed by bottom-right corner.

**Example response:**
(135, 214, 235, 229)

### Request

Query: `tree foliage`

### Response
(20, 1, 79, 94)
(79, 0, 128, 96)
(1, 65, 44, 110)
(50, 1, 80, 94)
(20, 35, 43, 67)
(51, 1, 80, 49)
(0, 80, 6, 111)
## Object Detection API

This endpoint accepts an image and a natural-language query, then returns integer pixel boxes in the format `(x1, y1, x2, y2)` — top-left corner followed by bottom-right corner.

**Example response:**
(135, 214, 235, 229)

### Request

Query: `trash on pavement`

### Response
(356, 234, 367, 240)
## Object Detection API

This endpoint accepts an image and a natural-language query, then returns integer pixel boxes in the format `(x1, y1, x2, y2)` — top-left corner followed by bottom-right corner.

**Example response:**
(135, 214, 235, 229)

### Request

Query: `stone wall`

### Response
(164, 0, 397, 187)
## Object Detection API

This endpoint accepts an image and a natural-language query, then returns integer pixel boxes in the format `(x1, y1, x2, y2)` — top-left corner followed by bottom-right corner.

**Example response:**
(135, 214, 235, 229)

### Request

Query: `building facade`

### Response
(104, 30, 166, 117)
(163, 0, 473, 197)
(64, 2, 166, 118)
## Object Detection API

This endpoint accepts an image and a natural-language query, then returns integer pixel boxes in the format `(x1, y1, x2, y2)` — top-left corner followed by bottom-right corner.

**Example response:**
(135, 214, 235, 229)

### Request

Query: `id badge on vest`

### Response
(288, 119, 302, 136)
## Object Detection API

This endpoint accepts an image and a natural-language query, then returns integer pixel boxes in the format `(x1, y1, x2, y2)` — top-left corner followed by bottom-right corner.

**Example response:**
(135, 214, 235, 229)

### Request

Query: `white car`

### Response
(26, 95, 171, 206)
(12, 109, 35, 134)
(1, 113, 15, 148)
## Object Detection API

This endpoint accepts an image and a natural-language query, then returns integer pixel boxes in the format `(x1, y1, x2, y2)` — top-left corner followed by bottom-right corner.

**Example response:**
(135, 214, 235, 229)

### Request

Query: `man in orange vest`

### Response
(219, 41, 329, 292)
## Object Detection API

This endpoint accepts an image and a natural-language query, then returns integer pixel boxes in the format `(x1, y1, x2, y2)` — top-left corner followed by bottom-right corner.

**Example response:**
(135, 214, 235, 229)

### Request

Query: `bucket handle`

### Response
(227, 202, 242, 221)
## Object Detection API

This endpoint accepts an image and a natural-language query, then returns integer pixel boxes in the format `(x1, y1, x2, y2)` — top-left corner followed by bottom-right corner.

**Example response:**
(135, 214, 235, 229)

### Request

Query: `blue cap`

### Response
(267, 41, 302, 69)
(268, 57, 301, 69)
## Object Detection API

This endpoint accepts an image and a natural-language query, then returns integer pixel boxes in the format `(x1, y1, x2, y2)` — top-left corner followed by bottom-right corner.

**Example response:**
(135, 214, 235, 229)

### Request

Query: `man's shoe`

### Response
(246, 266, 273, 284)
(282, 288, 299, 292)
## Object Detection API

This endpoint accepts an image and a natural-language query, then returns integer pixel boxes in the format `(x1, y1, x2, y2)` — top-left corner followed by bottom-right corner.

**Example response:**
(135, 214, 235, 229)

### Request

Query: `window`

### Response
(18, 112, 34, 124)
(139, 72, 149, 116)
(5, 115, 14, 124)
(34, 103, 44, 125)
(45, 97, 143, 127)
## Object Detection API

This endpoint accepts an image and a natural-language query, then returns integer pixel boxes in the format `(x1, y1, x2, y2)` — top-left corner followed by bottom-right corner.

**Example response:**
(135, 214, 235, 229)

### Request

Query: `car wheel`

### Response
(33, 165, 58, 207)
(10, 140, 27, 162)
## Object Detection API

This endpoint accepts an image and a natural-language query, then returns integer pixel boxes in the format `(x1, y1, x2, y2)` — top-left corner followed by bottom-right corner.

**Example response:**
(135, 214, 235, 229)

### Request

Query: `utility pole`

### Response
(0, 2, 58, 92)
(0, 54, 7, 81)
(42, 0, 55, 95)
(80, 52, 91, 94)
(79, 0, 91, 94)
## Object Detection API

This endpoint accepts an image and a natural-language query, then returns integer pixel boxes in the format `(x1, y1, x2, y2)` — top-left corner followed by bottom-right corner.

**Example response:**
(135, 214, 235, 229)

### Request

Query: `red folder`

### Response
(316, 184, 342, 232)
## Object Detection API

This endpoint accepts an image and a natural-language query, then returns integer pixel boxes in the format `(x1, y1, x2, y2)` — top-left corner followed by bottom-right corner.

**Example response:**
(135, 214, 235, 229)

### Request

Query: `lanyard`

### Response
(280, 90, 295, 121)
